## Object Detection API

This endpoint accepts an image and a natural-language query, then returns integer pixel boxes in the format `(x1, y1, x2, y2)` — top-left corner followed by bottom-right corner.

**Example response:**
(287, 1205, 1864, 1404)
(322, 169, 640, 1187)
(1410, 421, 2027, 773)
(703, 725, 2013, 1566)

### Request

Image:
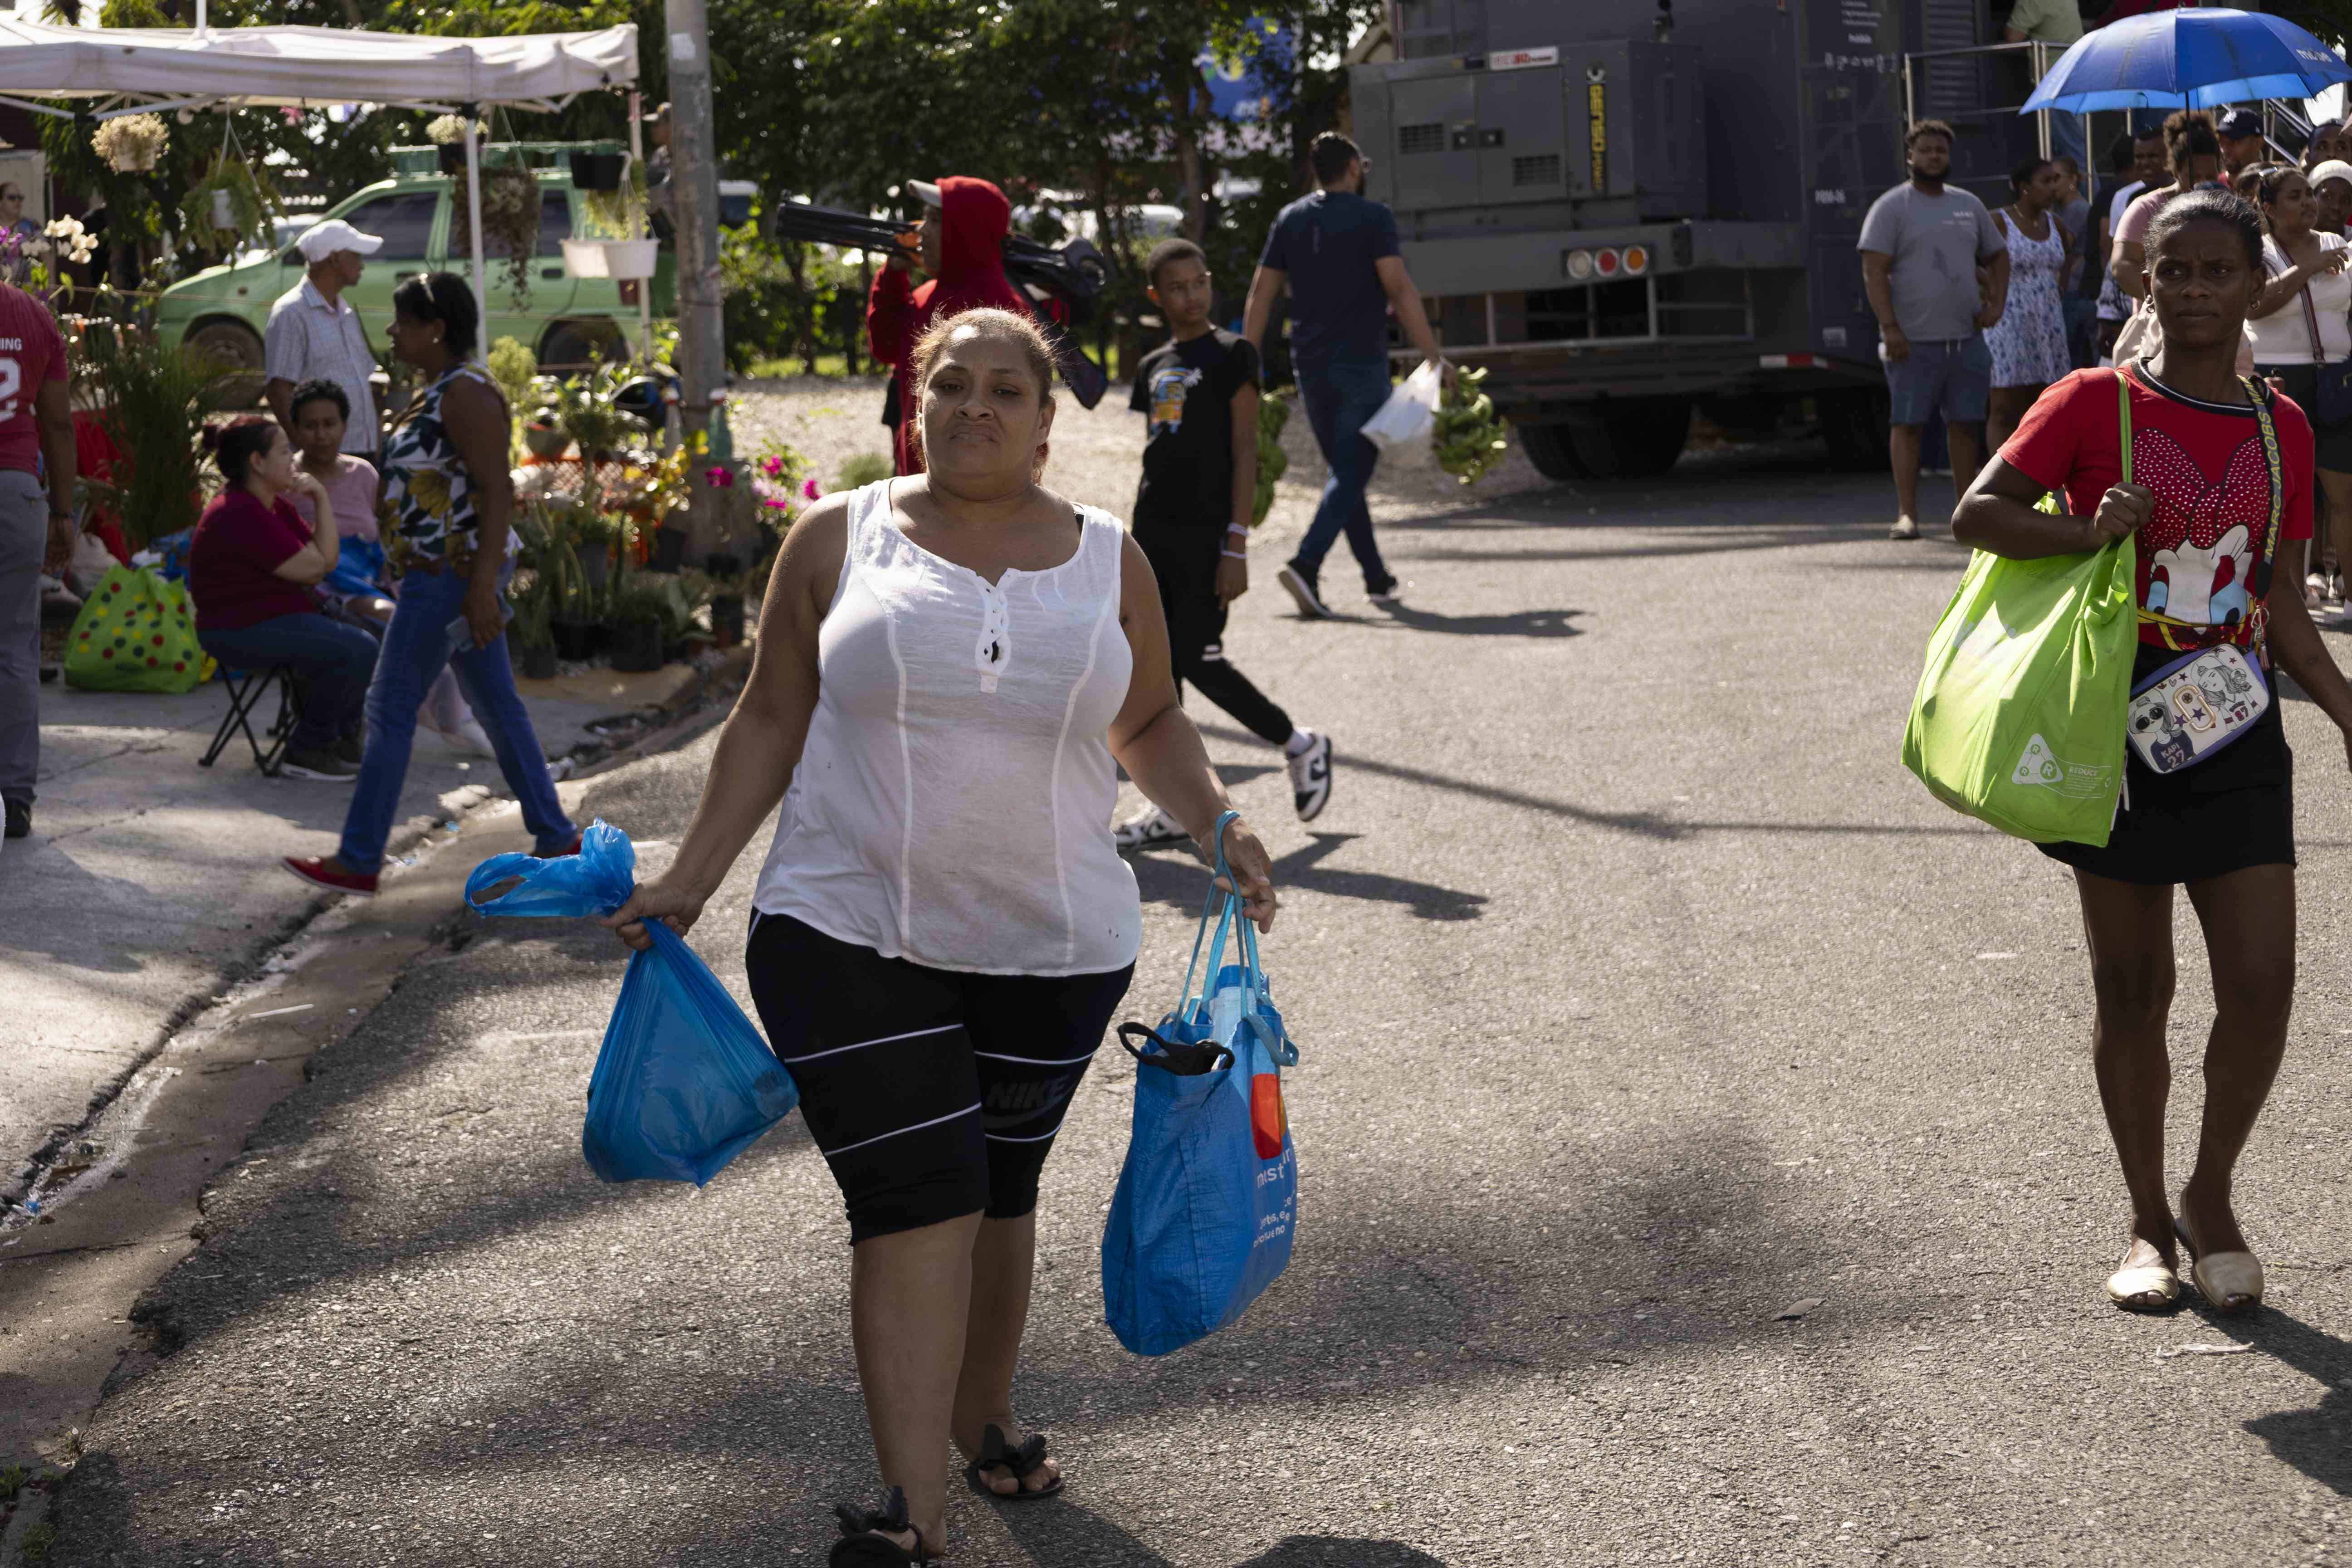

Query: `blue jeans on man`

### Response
(1289, 357, 1397, 596)
(197, 611, 379, 753)
(336, 562, 574, 873)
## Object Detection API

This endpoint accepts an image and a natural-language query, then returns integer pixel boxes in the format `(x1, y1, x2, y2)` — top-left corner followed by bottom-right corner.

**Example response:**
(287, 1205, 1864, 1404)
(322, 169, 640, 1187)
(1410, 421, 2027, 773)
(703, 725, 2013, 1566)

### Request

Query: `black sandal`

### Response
(963, 1421, 1064, 1501)
(830, 1487, 934, 1566)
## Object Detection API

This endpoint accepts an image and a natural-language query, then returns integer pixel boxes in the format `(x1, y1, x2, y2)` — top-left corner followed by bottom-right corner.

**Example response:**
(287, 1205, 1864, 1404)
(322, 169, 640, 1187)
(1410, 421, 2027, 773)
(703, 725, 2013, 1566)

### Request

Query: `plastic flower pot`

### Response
(523, 423, 570, 460)
(709, 593, 745, 650)
(561, 238, 660, 280)
(609, 618, 664, 673)
(550, 618, 604, 662)
(568, 151, 626, 192)
(650, 526, 687, 574)
(519, 643, 559, 680)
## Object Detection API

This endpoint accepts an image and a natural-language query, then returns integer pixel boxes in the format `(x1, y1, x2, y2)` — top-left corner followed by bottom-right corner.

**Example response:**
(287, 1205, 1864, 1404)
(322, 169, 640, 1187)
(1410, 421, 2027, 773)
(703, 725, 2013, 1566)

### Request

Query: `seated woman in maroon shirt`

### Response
(188, 418, 379, 781)
(1954, 189, 2352, 1318)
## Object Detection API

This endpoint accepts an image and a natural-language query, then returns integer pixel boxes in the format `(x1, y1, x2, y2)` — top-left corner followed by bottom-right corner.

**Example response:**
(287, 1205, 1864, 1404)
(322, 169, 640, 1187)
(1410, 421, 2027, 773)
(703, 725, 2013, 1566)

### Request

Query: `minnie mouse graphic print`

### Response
(2002, 363, 2313, 650)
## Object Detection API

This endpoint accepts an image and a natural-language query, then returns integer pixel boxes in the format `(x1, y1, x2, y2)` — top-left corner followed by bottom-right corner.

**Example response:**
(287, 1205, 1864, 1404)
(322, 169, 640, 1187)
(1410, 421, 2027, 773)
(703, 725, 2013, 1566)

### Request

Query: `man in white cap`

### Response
(266, 217, 386, 464)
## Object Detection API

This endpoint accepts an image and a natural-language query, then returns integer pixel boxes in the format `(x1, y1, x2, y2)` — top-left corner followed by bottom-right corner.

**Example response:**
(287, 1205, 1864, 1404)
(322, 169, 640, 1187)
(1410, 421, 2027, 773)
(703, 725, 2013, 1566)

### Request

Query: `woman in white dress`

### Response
(2249, 164, 2352, 609)
(1985, 155, 2078, 454)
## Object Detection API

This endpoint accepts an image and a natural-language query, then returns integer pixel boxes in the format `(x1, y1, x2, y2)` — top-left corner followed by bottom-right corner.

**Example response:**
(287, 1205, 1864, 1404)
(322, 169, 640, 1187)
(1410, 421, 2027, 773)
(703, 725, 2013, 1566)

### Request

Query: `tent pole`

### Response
(629, 88, 650, 365)
(463, 109, 486, 335)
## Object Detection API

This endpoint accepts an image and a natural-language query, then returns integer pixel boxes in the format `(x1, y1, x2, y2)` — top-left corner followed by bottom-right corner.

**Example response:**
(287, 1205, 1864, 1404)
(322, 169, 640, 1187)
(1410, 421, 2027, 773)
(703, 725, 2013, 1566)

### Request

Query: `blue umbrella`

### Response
(2021, 7, 2352, 114)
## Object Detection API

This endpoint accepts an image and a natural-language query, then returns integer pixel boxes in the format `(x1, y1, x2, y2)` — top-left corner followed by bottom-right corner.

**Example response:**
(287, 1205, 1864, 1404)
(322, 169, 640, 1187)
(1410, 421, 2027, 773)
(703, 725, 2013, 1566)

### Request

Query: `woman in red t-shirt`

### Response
(1954, 190, 2352, 1317)
(187, 418, 379, 781)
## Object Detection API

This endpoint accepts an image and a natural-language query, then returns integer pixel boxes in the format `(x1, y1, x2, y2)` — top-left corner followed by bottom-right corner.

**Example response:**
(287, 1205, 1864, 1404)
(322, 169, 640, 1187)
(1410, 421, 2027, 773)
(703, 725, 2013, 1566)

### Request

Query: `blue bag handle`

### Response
(1174, 808, 1243, 1012)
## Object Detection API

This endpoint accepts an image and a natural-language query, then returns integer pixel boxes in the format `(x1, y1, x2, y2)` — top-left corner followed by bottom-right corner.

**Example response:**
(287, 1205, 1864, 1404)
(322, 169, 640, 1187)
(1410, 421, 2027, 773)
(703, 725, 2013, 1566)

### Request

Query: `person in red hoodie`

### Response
(866, 177, 1033, 475)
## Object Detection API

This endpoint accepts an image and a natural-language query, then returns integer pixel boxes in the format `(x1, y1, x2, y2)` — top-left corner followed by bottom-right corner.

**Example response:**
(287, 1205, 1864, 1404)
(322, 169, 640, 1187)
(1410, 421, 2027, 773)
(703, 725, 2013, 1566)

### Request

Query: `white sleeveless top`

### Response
(752, 480, 1141, 976)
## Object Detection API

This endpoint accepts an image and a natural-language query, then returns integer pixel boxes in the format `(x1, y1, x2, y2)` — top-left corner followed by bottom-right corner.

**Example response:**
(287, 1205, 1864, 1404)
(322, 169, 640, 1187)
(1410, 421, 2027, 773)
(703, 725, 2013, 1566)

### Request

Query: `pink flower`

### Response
(801, 478, 821, 500)
(760, 455, 784, 479)
(761, 497, 791, 511)
(705, 466, 733, 488)
(279, 106, 302, 124)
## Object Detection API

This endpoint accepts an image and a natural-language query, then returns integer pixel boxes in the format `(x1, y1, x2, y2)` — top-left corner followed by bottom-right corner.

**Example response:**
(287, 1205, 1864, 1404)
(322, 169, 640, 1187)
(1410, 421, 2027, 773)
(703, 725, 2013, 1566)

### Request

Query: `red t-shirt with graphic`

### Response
(2001, 365, 2313, 649)
(0, 284, 67, 474)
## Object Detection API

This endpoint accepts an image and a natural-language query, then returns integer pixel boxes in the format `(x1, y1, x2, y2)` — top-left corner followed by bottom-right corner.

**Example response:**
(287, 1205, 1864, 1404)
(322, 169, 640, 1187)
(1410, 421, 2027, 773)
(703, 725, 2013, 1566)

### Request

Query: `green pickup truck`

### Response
(156, 142, 710, 379)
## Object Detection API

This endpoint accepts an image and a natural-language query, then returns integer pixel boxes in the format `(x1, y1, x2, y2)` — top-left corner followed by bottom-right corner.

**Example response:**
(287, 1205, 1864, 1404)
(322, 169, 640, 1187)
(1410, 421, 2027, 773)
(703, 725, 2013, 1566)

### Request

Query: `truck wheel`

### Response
(539, 320, 625, 376)
(1517, 421, 1593, 482)
(187, 320, 265, 408)
(1819, 388, 1891, 471)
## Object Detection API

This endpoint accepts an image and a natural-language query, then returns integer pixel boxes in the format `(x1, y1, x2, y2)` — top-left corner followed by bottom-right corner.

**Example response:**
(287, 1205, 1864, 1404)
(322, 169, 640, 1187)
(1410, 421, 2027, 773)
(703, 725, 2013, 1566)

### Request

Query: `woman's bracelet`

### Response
(1221, 548, 1247, 560)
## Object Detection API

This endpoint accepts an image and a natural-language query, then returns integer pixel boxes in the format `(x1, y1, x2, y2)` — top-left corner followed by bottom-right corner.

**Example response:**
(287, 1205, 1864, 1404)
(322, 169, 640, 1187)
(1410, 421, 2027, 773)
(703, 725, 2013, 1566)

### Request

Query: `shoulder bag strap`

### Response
(2298, 256, 2328, 365)
(2116, 365, 2133, 485)
(2243, 377, 2286, 597)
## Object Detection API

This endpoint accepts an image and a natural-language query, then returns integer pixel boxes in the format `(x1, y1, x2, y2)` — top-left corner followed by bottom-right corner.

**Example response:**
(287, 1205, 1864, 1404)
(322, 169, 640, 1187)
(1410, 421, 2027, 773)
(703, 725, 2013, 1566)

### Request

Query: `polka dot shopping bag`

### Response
(62, 563, 214, 694)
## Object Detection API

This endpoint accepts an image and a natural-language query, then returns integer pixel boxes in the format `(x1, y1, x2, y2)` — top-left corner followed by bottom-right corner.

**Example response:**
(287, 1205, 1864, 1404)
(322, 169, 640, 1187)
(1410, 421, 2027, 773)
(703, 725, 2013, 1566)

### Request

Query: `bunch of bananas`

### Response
(1252, 390, 1291, 526)
(1434, 365, 1508, 485)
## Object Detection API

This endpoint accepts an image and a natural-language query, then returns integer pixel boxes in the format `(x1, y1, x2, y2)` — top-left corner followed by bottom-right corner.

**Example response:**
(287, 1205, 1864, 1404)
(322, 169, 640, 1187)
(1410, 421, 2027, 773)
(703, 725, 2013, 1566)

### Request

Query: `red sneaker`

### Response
(283, 855, 379, 898)
(533, 830, 584, 861)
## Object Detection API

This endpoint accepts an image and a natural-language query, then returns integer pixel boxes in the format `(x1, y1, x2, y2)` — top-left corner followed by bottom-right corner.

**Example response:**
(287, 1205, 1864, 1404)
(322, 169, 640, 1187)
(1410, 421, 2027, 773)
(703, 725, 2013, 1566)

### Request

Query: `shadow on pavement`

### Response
(1369, 603, 1583, 639)
(1196, 724, 1988, 843)
(2208, 1304, 2352, 1494)
(1238, 1536, 1452, 1566)
(1401, 525, 1876, 566)
(999, 1505, 1453, 1568)
(1130, 832, 1489, 922)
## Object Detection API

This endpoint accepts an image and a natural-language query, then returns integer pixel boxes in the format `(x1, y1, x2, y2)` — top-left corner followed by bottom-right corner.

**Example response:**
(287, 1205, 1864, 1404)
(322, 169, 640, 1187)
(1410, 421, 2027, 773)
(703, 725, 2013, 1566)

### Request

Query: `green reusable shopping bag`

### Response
(1900, 373, 2136, 846)
(63, 563, 213, 694)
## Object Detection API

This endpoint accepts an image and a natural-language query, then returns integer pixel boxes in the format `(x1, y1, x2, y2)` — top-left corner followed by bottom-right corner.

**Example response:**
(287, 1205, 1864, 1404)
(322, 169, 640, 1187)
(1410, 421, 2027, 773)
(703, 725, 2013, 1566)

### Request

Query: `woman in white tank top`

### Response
(606, 308, 1277, 1566)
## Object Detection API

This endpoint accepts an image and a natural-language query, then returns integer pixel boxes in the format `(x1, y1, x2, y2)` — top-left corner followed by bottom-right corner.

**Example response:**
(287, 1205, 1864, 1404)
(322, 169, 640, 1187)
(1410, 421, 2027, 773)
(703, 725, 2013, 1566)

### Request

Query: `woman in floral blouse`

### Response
(285, 273, 578, 897)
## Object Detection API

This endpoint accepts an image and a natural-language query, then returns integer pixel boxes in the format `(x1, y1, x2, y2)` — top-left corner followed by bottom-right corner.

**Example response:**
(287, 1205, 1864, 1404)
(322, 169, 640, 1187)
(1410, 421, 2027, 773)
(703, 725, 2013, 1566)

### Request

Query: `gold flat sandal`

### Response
(2176, 1219, 2264, 1314)
(2105, 1260, 2181, 1312)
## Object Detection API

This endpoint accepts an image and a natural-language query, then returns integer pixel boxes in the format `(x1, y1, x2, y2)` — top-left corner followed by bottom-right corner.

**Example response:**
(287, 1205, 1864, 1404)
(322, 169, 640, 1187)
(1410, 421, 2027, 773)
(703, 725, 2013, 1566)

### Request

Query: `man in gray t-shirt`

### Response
(1858, 121, 2010, 539)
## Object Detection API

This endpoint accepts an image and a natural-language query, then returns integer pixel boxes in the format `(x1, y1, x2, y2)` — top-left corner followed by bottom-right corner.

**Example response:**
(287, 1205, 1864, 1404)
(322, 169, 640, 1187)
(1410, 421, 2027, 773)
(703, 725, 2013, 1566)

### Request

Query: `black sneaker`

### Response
(1277, 562, 1331, 619)
(1286, 732, 1333, 822)
(3, 798, 28, 839)
(279, 747, 360, 782)
(334, 733, 364, 766)
(1366, 577, 1402, 607)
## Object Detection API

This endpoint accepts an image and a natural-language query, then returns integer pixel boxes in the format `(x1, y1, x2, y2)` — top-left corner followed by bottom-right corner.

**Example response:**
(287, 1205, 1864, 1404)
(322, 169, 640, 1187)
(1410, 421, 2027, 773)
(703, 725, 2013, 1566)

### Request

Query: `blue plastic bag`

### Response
(465, 820, 797, 1186)
(1101, 811, 1299, 1357)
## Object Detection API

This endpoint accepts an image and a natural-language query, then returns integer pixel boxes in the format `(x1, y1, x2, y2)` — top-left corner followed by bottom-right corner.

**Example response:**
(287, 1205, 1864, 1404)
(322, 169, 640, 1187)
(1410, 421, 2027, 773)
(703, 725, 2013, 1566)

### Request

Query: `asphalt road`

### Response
(40, 447, 2352, 1567)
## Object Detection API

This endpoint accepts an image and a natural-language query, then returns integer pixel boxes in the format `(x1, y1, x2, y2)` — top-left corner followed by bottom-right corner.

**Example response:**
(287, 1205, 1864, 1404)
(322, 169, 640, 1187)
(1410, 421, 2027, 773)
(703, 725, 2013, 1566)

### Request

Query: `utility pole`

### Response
(663, 0, 728, 543)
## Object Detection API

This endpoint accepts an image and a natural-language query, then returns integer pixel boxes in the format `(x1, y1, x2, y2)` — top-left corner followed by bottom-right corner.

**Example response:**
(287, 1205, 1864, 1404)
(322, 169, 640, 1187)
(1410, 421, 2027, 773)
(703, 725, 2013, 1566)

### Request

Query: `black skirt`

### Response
(2255, 362, 2352, 473)
(2039, 642, 2296, 885)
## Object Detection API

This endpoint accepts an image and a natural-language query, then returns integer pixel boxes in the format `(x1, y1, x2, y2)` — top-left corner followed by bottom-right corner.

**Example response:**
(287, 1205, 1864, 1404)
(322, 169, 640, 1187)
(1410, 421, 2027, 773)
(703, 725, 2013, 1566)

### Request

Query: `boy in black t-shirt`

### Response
(1114, 238, 1333, 852)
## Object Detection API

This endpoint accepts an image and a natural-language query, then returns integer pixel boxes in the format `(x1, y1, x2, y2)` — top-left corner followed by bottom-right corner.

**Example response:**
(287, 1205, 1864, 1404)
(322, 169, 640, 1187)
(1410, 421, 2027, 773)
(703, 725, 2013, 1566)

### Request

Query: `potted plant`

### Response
(565, 156, 659, 280)
(554, 366, 632, 463)
(450, 159, 541, 303)
(605, 573, 674, 673)
(426, 114, 484, 174)
(92, 114, 168, 175)
(568, 147, 626, 192)
(511, 565, 559, 680)
(704, 557, 748, 650)
(73, 310, 232, 547)
(522, 409, 570, 459)
(179, 146, 277, 258)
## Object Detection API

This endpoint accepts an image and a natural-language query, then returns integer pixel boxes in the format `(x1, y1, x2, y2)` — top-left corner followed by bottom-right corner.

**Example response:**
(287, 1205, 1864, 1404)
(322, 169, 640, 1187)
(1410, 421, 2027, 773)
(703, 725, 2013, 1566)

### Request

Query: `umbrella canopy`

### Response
(2021, 7, 2352, 114)
(0, 18, 636, 111)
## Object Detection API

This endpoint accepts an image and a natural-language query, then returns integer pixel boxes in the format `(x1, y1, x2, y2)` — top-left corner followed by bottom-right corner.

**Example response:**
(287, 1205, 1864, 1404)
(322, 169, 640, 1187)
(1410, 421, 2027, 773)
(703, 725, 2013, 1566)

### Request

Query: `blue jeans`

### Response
(198, 611, 378, 752)
(337, 564, 574, 873)
(1883, 335, 1992, 427)
(1292, 357, 1396, 591)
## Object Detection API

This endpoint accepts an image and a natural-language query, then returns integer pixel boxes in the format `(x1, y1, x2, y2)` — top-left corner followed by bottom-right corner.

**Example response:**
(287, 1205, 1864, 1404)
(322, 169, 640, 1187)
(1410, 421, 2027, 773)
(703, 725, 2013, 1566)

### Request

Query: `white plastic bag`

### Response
(1359, 359, 1442, 452)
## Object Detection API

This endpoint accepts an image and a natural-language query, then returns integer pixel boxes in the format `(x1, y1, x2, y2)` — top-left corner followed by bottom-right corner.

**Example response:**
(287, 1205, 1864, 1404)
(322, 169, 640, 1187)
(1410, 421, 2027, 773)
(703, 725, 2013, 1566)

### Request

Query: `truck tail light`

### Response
(1594, 248, 1621, 277)
(1565, 249, 1594, 281)
(1621, 245, 1649, 276)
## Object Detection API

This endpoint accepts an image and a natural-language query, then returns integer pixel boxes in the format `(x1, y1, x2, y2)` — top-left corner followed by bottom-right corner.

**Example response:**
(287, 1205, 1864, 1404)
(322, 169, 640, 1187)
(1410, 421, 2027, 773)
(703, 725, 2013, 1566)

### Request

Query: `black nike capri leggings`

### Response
(743, 911, 1134, 1244)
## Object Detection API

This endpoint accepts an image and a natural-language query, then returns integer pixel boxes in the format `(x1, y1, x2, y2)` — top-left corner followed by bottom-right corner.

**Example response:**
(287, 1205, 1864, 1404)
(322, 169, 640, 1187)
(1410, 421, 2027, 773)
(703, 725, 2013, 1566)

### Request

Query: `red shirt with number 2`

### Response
(0, 284, 65, 475)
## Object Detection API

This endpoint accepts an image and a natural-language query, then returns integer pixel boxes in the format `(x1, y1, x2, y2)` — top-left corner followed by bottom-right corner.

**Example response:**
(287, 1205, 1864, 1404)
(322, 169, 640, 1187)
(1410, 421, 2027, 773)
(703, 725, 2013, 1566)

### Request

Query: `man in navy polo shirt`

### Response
(1243, 132, 1447, 618)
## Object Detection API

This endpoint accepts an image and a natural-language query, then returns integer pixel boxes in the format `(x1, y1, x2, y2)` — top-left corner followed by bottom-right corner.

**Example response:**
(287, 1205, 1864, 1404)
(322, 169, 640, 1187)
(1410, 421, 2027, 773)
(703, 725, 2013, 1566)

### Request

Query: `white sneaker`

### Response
(1888, 516, 1920, 541)
(1287, 731, 1333, 822)
(1111, 805, 1189, 853)
(38, 573, 79, 609)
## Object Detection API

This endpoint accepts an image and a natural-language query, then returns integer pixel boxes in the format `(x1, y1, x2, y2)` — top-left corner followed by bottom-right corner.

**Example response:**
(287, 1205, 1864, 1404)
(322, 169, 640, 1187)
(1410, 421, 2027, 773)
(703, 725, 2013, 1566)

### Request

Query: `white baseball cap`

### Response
(909, 180, 943, 209)
(296, 218, 384, 261)
(2309, 159, 2352, 191)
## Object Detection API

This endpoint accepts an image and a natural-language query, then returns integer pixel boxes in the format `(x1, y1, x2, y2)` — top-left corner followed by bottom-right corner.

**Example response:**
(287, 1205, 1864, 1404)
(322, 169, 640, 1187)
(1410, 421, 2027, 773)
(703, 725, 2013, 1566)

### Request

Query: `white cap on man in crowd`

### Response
(2308, 159, 2352, 192)
(296, 219, 384, 262)
(909, 181, 944, 209)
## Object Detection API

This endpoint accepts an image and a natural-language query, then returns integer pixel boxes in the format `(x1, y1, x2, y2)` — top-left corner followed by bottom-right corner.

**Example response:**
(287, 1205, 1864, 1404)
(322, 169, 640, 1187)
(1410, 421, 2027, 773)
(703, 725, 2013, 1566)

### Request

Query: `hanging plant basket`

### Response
(450, 162, 541, 303)
(561, 237, 659, 280)
(568, 151, 626, 192)
(92, 113, 169, 174)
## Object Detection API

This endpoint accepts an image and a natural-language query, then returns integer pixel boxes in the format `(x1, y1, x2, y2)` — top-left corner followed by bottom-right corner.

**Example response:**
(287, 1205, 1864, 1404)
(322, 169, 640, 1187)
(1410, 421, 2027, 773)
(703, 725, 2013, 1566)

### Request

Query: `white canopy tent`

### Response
(0, 18, 642, 317)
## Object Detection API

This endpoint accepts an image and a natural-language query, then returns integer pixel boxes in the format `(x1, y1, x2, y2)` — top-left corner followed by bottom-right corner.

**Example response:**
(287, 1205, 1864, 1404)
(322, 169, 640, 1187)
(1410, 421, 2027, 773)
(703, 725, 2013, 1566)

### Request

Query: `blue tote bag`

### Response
(465, 820, 798, 1186)
(1102, 811, 1300, 1357)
